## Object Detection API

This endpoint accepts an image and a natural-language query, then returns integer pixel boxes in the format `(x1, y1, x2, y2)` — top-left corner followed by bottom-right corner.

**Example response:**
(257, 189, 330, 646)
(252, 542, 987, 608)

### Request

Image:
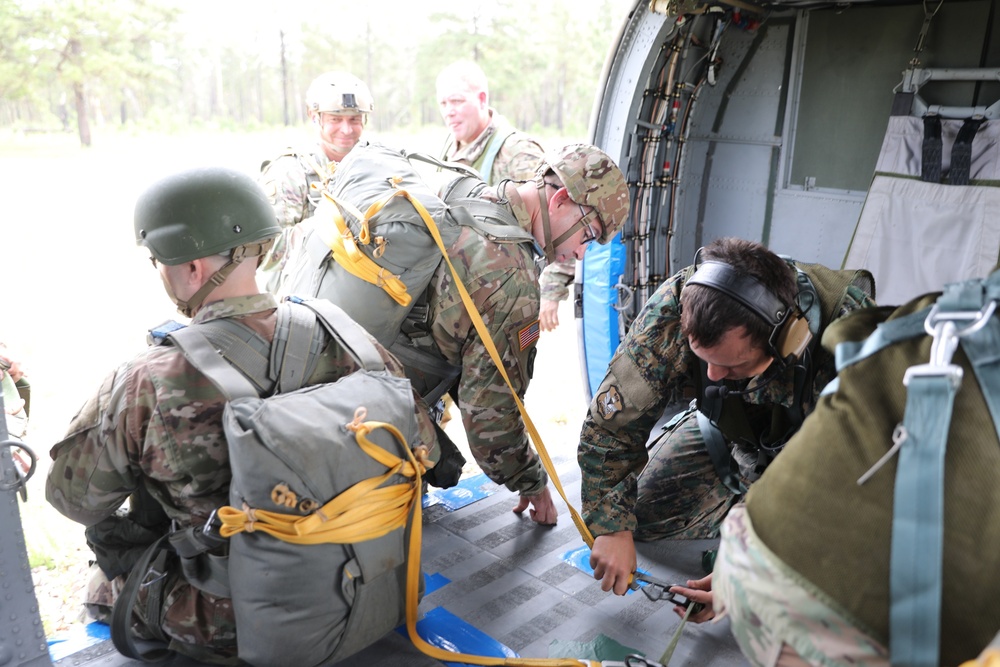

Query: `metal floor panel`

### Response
(54, 455, 749, 667)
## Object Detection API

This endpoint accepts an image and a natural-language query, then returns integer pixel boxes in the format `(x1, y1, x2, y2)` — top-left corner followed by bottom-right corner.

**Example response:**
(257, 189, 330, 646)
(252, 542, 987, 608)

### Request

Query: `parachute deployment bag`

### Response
(279, 142, 534, 348)
(114, 298, 429, 667)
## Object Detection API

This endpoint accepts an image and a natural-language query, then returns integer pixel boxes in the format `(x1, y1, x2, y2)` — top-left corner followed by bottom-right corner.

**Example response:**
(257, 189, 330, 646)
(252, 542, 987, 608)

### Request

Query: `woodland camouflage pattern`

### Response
(577, 263, 875, 538)
(46, 294, 438, 661)
(714, 506, 890, 666)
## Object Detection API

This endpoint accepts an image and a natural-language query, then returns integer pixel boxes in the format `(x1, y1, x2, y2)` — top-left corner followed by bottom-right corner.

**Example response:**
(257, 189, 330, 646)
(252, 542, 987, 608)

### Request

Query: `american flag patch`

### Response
(518, 320, 541, 351)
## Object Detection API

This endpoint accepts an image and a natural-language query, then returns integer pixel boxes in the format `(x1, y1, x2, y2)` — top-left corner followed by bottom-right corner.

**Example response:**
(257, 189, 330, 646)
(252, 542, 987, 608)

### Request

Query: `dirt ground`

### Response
(2, 127, 591, 637)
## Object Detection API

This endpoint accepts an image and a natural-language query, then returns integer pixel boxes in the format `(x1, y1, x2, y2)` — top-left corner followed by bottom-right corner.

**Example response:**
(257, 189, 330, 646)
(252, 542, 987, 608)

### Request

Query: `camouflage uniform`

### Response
(424, 188, 547, 495)
(46, 294, 438, 663)
(256, 145, 337, 292)
(577, 262, 875, 540)
(714, 505, 890, 666)
(440, 109, 575, 303)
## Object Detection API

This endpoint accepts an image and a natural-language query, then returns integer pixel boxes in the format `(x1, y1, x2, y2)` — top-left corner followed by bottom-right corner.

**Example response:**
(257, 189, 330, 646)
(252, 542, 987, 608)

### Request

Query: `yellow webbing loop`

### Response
(217, 408, 426, 545)
(316, 188, 413, 306)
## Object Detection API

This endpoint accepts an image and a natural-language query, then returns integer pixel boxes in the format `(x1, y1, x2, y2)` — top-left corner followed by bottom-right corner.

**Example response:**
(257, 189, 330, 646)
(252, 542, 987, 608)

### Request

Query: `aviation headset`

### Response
(686, 254, 813, 367)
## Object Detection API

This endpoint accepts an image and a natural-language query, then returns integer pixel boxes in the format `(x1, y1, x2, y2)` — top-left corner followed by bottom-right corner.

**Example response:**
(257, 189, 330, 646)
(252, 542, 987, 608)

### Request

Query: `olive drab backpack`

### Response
(110, 297, 430, 667)
(277, 142, 538, 404)
(825, 273, 1000, 666)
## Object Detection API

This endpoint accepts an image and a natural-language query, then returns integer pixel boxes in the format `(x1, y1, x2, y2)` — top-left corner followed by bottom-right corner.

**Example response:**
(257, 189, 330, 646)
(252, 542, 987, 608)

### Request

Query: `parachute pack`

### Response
(278, 142, 538, 402)
(111, 298, 430, 667)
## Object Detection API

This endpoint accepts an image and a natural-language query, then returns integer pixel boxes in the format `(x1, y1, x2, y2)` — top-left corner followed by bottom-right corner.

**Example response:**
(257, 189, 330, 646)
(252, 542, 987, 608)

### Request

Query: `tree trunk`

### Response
(74, 81, 91, 147)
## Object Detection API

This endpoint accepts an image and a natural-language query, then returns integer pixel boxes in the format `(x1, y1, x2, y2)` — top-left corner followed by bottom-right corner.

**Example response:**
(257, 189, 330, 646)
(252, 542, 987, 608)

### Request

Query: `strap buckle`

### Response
(203, 508, 222, 537)
(629, 572, 691, 606)
(904, 300, 996, 389)
(600, 656, 665, 667)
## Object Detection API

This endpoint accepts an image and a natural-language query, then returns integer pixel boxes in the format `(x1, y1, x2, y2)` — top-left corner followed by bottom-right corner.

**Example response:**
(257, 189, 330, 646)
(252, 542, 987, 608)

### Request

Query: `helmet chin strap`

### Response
(536, 178, 555, 263)
(167, 238, 275, 318)
(535, 177, 591, 261)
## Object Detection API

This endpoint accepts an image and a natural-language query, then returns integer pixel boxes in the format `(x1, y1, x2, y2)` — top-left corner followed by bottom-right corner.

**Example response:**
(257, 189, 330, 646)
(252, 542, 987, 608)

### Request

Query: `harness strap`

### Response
(169, 327, 259, 400)
(272, 301, 319, 393)
(890, 363, 959, 666)
(110, 534, 173, 662)
(449, 196, 526, 236)
(388, 337, 462, 405)
(950, 117, 986, 186)
(921, 115, 943, 183)
(695, 408, 746, 495)
(168, 526, 231, 598)
(476, 126, 517, 185)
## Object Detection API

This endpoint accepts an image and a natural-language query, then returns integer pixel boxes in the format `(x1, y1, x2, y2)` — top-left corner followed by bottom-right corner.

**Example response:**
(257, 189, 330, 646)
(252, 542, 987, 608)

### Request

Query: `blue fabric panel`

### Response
(581, 235, 626, 397)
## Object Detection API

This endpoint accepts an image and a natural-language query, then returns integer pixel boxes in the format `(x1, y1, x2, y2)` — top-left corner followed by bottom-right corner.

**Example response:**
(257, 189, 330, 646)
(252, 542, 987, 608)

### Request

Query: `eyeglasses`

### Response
(149, 256, 159, 268)
(578, 204, 601, 244)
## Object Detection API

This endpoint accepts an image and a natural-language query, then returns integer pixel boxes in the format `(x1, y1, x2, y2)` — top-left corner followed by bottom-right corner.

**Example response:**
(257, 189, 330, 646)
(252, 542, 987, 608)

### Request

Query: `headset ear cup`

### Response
(775, 313, 812, 363)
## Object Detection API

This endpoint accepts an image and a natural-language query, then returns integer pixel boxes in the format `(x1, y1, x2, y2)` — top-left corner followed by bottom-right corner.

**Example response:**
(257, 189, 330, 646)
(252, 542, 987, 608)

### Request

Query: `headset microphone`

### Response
(704, 366, 783, 400)
(705, 384, 746, 399)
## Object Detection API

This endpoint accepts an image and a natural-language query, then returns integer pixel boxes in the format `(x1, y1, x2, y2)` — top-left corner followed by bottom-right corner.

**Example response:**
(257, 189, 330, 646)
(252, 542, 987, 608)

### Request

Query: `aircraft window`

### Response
(789, 0, 995, 193)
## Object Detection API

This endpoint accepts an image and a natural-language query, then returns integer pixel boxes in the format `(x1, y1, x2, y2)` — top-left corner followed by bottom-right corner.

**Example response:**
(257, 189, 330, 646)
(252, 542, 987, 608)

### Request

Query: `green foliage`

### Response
(1, 0, 634, 141)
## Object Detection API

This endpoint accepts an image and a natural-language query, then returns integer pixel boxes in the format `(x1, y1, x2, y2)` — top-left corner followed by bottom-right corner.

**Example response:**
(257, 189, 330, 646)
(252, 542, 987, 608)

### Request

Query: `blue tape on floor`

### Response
(48, 622, 109, 661)
(424, 572, 450, 595)
(423, 472, 496, 511)
(560, 545, 642, 595)
(397, 606, 517, 666)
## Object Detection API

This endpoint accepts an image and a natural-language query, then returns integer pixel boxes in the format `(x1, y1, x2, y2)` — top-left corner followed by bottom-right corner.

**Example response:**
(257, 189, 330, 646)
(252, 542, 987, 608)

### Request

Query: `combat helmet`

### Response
(135, 166, 280, 316)
(540, 144, 630, 244)
(306, 71, 375, 116)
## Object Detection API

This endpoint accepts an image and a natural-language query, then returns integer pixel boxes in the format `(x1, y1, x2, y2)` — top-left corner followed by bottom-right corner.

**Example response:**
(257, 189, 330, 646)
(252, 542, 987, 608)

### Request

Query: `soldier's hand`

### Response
(513, 487, 557, 525)
(669, 574, 715, 623)
(538, 299, 560, 332)
(590, 531, 636, 596)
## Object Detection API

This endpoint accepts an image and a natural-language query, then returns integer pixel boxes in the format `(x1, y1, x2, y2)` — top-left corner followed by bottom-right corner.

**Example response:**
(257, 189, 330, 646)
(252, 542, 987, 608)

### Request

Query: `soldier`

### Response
(579, 237, 876, 595)
(422, 143, 630, 524)
(257, 71, 374, 292)
(45, 167, 438, 663)
(435, 60, 576, 332)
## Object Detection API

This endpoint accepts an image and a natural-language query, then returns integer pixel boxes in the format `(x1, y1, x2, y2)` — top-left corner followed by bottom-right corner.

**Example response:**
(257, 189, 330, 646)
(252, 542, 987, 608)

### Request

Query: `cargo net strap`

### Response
(319, 184, 416, 307)
(217, 407, 431, 545)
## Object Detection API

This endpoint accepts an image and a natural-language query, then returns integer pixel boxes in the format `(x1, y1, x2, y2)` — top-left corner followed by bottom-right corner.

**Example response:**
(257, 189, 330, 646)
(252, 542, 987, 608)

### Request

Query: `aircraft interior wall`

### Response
(597, 0, 1000, 325)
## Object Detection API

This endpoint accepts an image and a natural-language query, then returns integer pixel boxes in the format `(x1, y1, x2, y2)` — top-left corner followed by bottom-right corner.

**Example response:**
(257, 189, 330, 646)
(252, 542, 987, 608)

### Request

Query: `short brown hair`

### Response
(680, 238, 797, 351)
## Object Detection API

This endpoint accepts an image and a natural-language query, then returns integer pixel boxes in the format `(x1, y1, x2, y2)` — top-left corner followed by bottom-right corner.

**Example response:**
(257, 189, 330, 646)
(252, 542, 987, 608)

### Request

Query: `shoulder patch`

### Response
(596, 385, 623, 420)
(517, 320, 540, 351)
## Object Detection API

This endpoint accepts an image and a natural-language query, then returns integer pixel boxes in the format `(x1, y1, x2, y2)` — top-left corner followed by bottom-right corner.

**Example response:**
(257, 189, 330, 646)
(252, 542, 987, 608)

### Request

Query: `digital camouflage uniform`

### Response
(46, 294, 438, 664)
(440, 109, 575, 303)
(256, 145, 337, 293)
(577, 262, 875, 540)
(424, 188, 548, 495)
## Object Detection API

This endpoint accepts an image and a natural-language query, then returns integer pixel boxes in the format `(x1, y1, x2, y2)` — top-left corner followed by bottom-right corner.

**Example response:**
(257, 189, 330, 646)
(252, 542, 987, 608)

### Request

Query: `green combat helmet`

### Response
(135, 166, 280, 316)
(542, 143, 630, 244)
(306, 71, 375, 116)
